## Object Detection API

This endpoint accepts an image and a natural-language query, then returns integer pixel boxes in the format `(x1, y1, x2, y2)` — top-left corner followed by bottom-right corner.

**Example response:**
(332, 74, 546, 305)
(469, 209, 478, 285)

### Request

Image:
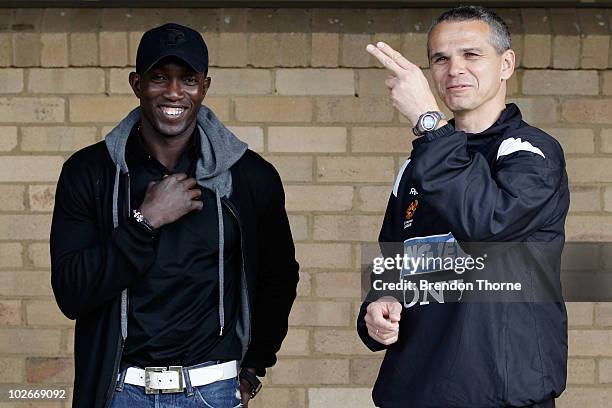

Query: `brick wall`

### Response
(0, 7, 610, 408)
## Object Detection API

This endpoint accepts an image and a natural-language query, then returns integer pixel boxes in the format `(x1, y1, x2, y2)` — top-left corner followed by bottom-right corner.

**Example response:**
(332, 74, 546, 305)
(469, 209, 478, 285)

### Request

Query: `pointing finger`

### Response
(366, 43, 404, 76)
(374, 41, 414, 71)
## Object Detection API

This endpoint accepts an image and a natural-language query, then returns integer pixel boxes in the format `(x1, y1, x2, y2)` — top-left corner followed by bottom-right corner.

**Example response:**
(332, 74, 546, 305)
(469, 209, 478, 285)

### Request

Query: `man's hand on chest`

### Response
(137, 173, 203, 229)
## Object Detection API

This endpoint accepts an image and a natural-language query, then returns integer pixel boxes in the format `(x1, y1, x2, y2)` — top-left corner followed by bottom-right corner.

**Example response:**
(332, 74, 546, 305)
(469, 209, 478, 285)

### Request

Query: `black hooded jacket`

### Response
(357, 104, 570, 407)
(50, 118, 299, 407)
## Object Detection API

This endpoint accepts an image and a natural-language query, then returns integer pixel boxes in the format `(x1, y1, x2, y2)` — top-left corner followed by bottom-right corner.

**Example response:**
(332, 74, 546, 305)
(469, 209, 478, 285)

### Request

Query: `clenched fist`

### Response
(364, 296, 402, 346)
(138, 173, 203, 229)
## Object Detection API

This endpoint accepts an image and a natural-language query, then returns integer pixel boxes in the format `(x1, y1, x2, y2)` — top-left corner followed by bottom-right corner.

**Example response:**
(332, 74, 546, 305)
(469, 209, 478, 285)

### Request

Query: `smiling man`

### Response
(51, 23, 299, 408)
(357, 6, 569, 408)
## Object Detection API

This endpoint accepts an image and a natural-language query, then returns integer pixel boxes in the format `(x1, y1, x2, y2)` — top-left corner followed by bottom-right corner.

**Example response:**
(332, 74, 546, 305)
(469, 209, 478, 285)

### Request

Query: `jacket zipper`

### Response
(103, 172, 130, 408)
(221, 198, 252, 352)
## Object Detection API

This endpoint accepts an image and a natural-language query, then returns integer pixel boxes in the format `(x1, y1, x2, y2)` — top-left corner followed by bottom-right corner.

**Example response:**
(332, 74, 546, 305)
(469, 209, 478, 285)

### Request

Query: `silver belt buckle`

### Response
(144, 366, 184, 394)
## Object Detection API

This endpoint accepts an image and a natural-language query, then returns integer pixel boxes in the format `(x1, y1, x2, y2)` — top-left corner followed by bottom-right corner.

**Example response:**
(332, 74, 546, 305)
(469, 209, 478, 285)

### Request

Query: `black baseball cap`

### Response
(136, 23, 208, 74)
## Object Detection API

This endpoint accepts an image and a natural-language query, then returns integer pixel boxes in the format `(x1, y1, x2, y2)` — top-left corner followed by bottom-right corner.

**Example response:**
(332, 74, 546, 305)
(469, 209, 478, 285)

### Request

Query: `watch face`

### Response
(422, 114, 436, 130)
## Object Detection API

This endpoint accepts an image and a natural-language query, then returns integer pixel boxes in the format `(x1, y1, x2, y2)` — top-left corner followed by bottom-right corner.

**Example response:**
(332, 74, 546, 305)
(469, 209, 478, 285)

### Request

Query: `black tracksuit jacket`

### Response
(50, 144, 299, 408)
(357, 104, 570, 407)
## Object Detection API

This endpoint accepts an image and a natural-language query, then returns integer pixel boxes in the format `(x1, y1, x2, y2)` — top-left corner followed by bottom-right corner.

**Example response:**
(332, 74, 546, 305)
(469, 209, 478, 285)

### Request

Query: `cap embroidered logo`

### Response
(161, 28, 186, 47)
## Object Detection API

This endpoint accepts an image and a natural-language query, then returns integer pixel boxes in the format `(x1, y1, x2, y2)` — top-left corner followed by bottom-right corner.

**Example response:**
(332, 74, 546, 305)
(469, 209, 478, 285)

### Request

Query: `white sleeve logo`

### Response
(393, 159, 411, 197)
(496, 137, 545, 160)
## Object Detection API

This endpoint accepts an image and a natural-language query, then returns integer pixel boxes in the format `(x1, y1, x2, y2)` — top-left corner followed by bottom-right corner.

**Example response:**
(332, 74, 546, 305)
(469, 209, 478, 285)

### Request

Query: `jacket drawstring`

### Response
(113, 164, 128, 341)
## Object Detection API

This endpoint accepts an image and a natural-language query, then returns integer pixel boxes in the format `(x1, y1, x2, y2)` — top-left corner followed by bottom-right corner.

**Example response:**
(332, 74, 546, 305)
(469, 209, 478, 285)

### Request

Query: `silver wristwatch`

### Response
(412, 111, 446, 136)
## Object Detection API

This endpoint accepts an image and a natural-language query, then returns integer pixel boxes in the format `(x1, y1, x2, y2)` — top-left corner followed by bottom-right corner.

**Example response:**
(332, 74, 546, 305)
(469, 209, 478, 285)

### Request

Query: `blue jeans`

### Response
(109, 361, 243, 408)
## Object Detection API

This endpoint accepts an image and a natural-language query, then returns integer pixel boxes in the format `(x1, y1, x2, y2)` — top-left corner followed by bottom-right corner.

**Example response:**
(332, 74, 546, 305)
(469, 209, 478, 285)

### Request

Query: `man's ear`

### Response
(202, 76, 211, 98)
(500, 49, 515, 81)
(129, 72, 142, 98)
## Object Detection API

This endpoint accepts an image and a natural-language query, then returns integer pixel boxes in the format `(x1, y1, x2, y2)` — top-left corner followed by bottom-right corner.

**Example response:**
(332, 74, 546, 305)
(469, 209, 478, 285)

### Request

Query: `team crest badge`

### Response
(404, 200, 419, 229)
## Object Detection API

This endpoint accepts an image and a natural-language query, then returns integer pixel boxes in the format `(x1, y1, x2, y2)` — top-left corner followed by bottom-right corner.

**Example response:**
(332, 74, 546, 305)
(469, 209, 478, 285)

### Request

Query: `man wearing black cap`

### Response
(51, 23, 299, 408)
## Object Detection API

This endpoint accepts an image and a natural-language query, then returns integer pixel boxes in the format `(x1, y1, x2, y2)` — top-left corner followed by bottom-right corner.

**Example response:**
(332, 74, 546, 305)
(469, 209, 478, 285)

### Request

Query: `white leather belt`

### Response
(123, 360, 238, 394)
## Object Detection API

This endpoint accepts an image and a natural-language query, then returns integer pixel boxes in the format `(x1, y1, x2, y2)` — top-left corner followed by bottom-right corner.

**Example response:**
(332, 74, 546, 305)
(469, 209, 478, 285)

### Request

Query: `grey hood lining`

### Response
(104, 105, 248, 343)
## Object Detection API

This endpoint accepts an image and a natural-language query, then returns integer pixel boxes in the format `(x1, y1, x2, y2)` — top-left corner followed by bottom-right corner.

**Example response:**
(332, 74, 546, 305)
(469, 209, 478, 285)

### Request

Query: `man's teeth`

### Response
(161, 107, 185, 116)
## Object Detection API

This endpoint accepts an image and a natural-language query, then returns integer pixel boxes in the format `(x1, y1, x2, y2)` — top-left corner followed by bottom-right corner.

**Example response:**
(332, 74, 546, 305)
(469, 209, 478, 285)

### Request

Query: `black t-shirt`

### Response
(121, 125, 242, 368)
